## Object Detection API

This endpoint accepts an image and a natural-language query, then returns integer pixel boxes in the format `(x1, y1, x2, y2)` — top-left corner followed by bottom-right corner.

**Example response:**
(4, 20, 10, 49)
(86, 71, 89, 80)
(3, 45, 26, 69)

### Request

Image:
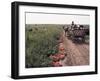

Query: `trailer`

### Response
(67, 25, 89, 43)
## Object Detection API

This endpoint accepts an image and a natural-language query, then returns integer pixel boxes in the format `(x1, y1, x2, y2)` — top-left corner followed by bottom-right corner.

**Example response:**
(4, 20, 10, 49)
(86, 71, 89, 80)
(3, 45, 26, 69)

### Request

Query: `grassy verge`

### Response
(25, 24, 63, 68)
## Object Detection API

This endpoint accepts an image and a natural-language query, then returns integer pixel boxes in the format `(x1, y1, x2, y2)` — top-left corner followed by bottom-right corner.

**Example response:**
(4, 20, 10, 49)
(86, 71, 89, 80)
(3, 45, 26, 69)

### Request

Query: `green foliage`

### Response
(25, 24, 63, 68)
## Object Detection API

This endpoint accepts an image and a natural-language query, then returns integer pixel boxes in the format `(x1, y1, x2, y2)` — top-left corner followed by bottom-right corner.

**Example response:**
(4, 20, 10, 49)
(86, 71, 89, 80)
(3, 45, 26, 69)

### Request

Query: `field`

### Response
(25, 24, 63, 68)
(25, 24, 89, 68)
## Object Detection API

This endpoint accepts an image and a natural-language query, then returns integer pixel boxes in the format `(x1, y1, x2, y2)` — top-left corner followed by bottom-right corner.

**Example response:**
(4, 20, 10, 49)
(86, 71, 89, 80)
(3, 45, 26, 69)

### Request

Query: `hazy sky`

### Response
(26, 12, 90, 24)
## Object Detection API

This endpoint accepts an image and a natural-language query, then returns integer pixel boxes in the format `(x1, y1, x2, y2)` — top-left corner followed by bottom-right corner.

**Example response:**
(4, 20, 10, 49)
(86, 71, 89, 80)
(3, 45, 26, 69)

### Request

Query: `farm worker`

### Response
(71, 21, 75, 30)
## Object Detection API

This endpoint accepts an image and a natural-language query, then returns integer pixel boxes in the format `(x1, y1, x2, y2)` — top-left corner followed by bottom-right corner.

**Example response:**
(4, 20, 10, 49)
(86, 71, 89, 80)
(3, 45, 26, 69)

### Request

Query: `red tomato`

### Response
(59, 47, 65, 51)
(51, 61, 62, 67)
(59, 54, 65, 59)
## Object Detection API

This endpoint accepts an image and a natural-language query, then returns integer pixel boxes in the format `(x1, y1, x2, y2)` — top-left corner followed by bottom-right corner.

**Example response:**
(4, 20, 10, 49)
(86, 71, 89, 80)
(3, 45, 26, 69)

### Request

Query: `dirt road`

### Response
(60, 31, 89, 66)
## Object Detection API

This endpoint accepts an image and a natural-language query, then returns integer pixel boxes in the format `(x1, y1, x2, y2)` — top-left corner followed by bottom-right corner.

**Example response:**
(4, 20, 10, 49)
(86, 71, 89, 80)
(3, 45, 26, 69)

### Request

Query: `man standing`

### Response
(71, 21, 75, 30)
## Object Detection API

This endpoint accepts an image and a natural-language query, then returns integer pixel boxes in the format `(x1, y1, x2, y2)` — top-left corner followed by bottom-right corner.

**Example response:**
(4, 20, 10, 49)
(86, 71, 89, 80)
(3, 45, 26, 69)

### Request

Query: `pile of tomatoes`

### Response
(49, 38, 66, 67)
(51, 61, 62, 67)
(50, 53, 65, 67)
(50, 53, 65, 61)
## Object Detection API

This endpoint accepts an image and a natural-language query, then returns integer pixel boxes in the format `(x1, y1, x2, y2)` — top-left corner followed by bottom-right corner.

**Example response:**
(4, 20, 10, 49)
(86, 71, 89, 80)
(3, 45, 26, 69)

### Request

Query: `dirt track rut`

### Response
(60, 31, 89, 66)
